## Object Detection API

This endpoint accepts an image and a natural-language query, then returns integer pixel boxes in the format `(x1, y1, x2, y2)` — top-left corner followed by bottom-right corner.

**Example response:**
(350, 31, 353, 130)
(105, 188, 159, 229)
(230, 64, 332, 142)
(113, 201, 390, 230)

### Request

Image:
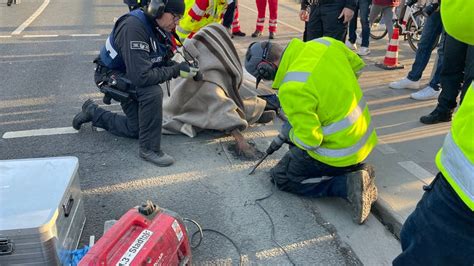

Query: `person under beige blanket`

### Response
(163, 23, 276, 159)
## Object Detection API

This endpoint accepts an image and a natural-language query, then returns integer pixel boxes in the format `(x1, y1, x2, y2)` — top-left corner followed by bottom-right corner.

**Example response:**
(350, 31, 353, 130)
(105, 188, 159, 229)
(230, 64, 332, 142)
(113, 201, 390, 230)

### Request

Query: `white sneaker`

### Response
(356, 34, 362, 45)
(410, 86, 441, 101)
(357, 46, 371, 56)
(345, 40, 357, 50)
(389, 77, 420, 90)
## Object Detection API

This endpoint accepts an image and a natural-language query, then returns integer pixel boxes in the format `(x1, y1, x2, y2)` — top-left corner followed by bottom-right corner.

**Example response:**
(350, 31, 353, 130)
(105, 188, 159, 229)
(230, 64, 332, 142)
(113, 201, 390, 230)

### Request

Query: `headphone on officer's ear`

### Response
(256, 41, 277, 81)
(146, 0, 168, 19)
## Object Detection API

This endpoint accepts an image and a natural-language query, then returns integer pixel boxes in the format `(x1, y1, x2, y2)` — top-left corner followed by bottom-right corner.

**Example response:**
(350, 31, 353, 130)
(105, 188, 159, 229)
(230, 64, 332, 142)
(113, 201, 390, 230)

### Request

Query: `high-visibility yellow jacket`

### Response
(434, 0, 474, 211)
(176, 0, 231, 40)
(435, 83, 474, 211)
(272, 37, 377, 167)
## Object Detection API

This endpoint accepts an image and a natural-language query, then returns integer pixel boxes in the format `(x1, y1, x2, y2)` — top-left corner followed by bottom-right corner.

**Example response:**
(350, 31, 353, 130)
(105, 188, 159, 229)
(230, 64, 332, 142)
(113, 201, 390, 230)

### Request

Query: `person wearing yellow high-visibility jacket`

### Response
(176, 0, 233, 40)
(393, 1, 474, 265)
(244, 37, 378, 224)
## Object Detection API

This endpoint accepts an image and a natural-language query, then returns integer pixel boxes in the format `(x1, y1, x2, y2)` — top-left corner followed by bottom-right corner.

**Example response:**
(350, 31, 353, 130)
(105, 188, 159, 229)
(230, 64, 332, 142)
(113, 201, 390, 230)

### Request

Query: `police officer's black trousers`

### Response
(92, 83, 164, 153)
(305, 1, 347, 42)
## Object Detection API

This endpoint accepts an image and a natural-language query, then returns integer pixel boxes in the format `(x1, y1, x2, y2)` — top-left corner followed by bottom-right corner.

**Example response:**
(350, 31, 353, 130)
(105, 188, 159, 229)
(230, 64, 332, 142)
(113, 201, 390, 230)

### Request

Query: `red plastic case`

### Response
(79, 205, 191, 266)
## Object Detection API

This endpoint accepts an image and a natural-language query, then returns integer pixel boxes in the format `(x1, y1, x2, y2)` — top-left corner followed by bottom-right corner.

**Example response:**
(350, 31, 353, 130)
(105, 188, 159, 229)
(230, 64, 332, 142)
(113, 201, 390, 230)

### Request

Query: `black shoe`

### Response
(256, 110, 276, 124)
(420, 109, 452, 125)
(72, 99, 98, 130)
(269, 32, 275, 39)
(232, 31, 246, 37)
(251, 30, 262, 38)
(139, 149, 175, 167)
(7, 0, 12, 6)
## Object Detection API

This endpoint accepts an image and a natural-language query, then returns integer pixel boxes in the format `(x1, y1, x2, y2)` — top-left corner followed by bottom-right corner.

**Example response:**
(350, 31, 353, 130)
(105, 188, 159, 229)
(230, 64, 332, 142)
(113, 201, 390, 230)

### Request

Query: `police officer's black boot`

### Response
(139, 149, 175, 167)
(72, 99, 98, 130)
(420, 108, 453, 125)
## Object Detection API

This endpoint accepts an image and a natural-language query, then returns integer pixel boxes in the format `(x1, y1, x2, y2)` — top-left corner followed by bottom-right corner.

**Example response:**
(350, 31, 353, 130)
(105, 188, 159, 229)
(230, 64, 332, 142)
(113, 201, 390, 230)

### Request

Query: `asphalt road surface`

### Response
(1, 0, 400, 264)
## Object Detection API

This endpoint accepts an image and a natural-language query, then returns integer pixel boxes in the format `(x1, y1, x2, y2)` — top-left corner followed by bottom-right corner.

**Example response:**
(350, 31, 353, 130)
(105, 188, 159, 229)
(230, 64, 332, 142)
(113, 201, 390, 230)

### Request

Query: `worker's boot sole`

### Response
(347, 169, 378, 224)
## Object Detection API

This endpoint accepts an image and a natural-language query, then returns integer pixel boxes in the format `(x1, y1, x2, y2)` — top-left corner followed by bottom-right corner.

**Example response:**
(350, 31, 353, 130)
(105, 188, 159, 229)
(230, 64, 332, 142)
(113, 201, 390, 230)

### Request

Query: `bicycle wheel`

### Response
(370, 13, 388, 40)
(406, 12, 440, 52)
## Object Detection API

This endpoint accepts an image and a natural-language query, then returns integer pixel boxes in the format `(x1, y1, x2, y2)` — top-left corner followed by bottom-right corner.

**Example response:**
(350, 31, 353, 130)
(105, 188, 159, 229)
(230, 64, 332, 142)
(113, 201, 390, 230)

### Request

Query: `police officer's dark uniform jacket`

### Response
(93, 9, 181, 154)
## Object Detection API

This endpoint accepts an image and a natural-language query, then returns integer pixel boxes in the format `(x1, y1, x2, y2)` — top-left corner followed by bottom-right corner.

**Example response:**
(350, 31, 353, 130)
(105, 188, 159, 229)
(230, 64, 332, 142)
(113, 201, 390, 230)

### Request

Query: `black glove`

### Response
(178, 62, 199, 79)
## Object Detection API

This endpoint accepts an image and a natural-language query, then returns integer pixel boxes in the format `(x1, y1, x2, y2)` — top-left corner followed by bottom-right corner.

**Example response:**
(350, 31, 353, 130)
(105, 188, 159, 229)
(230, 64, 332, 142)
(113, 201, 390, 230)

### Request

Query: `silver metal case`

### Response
(0, 157, 86, 265)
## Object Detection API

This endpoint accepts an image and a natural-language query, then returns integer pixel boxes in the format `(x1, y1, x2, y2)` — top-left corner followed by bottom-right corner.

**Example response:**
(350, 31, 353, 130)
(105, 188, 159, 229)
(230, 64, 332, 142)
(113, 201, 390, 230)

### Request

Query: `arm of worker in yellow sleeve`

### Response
(278, 81, 323, 151)
(343, 44, 365, 77)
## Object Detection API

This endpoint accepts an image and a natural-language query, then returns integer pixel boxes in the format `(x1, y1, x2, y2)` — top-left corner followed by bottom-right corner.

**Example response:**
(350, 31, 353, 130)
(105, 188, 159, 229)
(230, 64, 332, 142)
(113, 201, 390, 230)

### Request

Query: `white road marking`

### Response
(0, 35, 12, 38)
(12, 0, 51, 35)
(23, 34, 59, 38)
(398, 161, 434, 185)
(239, 3, 304, 33)
(70, 34, 101, 37)
(376, 140, 397, 154)
(2, 127, 78, 139)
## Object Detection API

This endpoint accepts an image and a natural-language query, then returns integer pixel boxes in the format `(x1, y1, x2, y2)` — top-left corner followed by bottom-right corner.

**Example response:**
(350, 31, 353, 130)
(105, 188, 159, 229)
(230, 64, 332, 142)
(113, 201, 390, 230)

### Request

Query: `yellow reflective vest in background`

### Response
(176, 0, 230, 40)
(272, 37, 377, 167)
(434, 0, 474, 211)
(435, 83, 474, 211)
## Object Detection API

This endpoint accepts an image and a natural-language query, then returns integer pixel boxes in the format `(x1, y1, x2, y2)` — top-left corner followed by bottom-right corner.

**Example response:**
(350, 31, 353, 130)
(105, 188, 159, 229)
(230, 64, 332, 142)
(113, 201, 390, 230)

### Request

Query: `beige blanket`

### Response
(162, 23, 267, 137)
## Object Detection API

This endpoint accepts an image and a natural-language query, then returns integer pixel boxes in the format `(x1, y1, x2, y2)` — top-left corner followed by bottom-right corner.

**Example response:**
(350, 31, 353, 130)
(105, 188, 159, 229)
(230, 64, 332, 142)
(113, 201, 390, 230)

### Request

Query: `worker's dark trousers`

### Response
(92, 76, 164, 153)
(305, 1, 347, 42)
(270, 145, 362, 197)
(436, 35, 474, 113)
(393, 173, 474, 265)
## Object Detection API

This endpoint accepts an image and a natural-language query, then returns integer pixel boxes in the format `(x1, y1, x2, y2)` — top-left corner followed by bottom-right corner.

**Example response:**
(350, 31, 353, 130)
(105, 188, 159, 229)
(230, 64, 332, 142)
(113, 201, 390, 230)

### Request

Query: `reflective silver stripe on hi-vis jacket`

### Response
(291, 123, 375, 158)
(105, 36, 118, 59)
(322, 98, 367, 135)
(282, 72, 310, 84)
(177, 26, 192, 35)
(313, 38, 331, 46)
(440, 132, 474, 203)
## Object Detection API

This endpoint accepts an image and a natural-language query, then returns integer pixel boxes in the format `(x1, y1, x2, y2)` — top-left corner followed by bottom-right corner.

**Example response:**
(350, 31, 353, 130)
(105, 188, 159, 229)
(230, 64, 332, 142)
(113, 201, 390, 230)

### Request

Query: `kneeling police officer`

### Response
(73, 0, 198, 167)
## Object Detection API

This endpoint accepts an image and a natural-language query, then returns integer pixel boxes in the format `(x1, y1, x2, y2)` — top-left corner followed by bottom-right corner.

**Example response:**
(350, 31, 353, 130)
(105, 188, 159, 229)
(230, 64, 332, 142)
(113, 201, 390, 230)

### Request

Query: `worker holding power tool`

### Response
(245, 38, 378, 224)
(72, 0, 199, 167)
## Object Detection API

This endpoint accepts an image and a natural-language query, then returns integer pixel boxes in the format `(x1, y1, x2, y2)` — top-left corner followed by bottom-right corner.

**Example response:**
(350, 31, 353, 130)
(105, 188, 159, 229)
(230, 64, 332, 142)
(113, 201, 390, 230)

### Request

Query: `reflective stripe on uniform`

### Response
(314, 124, 375, 157)
(291, 130, 319, 151)
(105, 36, 118, 59)
(313, 38, 331, 46)
(300, 175, 333, 184)
(322, 98, 367, 135)
(440, 132, 474, 206)
(177, 26, 192, 35)
(282, 71, 310, 85)
(192, 4, 206, 16)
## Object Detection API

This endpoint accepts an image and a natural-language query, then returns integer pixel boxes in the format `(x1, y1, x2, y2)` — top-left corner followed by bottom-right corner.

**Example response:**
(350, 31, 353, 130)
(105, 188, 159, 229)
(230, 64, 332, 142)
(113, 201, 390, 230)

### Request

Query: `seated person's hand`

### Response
(179, 62, 200, 79)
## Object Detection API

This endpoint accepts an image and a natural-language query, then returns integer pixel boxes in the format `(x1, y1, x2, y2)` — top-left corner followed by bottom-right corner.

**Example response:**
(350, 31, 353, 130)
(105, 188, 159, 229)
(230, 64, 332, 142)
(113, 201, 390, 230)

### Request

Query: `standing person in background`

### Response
(300, 0, 355, 42)
(346, 0, 372, 55)
(223, 1, 246, 37)
(252, 0, 278, 39)
(389, 4, 444, 101)
(419, 35, 474, 124)
(393, 1, 474, 264)
(176, 0, 233, 40)
(369, 0, 399, 41)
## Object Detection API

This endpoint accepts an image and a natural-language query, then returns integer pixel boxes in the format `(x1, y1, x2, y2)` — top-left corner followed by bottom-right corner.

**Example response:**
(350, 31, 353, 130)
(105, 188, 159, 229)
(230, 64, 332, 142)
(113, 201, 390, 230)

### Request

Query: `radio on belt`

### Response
(79, 201, 191, 266)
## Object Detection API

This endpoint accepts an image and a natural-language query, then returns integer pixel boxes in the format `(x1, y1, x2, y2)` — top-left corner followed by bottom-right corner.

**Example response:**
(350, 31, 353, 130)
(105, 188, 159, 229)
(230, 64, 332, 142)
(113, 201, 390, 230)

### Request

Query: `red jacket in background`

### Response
(373, 0, 399, 7)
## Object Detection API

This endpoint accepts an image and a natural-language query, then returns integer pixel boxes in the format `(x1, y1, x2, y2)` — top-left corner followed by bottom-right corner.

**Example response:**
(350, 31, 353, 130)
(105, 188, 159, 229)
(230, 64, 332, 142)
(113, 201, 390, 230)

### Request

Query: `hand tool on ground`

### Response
(249, 132, 286, 175)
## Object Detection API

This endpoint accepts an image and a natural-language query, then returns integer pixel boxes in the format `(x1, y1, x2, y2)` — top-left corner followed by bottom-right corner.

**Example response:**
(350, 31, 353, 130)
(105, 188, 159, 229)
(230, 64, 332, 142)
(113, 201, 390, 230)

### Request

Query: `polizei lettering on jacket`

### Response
(117, 229, 154, 266)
